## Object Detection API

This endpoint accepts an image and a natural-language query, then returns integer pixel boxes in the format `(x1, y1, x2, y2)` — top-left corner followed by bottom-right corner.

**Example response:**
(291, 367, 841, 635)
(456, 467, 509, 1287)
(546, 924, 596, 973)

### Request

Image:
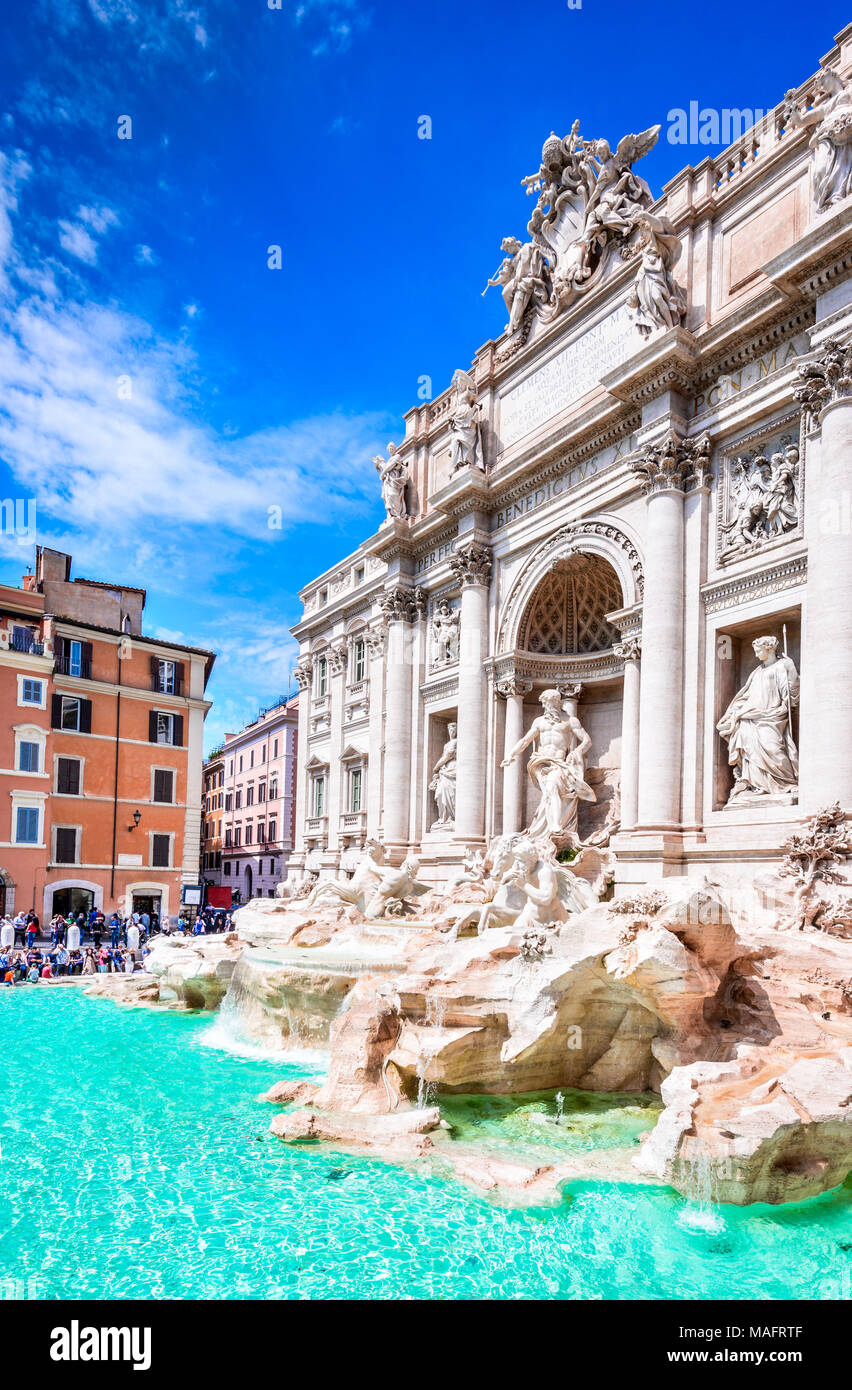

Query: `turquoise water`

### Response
(1, 987, 851, 1300)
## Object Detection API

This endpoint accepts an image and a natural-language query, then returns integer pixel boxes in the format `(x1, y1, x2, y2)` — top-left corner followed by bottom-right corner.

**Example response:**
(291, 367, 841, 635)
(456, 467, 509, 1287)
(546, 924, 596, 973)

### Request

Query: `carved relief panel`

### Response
(715, 422, 804, 567)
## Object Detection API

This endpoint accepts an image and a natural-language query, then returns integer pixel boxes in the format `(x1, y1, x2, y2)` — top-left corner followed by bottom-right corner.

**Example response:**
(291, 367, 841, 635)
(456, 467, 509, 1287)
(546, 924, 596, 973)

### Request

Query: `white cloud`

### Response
(58, 219, 99, 265)
(0, 149, 393, 554)
(134, 243, 159, 266)
(77, 204, 119, 234)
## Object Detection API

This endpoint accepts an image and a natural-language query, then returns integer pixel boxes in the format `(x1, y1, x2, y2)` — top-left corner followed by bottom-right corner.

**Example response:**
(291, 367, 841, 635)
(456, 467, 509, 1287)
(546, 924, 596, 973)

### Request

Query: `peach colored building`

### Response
(212, 697, 299, 902)
(0, 547, 215, 922)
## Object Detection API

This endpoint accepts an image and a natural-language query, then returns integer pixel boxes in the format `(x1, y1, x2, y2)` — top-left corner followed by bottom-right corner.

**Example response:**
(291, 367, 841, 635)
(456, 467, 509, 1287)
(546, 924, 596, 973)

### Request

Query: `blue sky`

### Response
(0, 0, 845, 749)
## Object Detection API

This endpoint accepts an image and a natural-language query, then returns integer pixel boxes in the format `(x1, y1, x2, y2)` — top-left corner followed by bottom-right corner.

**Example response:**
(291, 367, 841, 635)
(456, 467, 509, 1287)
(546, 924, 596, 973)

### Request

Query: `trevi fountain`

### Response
(49, 27, 852, 1299)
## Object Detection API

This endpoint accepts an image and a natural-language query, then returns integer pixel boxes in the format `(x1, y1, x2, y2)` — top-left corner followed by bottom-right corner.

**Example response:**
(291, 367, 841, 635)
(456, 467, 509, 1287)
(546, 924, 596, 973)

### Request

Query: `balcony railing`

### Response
(10, 630, 44, 655)
(55, 653, 92, 678)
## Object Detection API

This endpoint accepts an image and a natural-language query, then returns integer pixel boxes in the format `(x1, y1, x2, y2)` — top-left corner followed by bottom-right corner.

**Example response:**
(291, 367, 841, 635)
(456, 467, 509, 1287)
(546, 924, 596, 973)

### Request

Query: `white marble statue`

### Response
(0, 920, 13, 949)
(275, 871, 318, 901)
(626, 212, 686, 337)
(372, 443, 409, 521)
(430, 597, 459, 666)
(482, 236, 551, 336)
(307, 840, 385, 913)
(448, 370, 483, 472)
(500, 689, 596, 842)
(364, 856, 429, 918)
(783, 67, 852, 212)
(717, 636, 800, 803)
(429, 722, 457, 828)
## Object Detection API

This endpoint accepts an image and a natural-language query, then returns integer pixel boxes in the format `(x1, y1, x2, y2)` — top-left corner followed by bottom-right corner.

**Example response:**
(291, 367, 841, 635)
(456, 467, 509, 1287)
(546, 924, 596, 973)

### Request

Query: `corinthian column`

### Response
(796, 339, 852, 810)
(497, 677, 532, 834)
(449, 542, 492, 843)
(379, 586, 418, 855)
(630, 434, 709, 828)
(614, 638, 641, 830)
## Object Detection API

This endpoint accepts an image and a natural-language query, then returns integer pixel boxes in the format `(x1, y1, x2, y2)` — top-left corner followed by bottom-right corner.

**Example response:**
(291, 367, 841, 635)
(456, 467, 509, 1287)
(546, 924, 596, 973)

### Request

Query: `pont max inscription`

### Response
(499, 305, 634, 447)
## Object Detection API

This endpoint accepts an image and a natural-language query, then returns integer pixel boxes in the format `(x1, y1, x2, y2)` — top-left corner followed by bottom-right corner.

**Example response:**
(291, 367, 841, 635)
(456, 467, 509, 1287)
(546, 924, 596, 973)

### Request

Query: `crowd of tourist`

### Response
(0, 902, 235, 987)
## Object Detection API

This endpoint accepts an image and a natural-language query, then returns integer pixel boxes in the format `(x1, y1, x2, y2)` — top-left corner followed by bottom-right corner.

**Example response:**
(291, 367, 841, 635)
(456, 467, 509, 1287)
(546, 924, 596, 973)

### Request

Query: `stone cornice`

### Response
(701, 552, 807, 614)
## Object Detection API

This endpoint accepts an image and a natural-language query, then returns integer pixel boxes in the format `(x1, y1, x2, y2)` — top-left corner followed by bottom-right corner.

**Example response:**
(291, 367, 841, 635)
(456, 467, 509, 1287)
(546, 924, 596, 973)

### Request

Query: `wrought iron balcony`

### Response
(55, 652, 91, 678)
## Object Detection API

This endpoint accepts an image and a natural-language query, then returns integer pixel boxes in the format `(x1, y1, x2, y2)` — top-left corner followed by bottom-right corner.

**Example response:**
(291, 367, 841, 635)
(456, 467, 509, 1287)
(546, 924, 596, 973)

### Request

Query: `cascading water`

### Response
(415, 993, 447, 1109)
(677, 1146, 727, 1233)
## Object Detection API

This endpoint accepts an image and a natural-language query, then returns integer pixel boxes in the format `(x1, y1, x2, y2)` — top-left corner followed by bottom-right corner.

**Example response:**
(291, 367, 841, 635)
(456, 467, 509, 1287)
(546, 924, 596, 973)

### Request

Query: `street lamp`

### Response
(128, 809, 142, 831)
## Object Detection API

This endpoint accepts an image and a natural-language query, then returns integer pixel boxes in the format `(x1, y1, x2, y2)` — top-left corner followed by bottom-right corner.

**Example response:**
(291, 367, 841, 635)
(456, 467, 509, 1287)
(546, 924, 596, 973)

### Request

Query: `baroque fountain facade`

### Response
(141, 30, 852, 1209)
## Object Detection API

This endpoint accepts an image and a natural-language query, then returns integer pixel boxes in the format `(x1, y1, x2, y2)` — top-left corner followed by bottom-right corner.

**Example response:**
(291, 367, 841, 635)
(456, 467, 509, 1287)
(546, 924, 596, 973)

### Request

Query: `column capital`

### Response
(364, 626, 386, 659)
(450, 540, 492, 588)
(327, 642, 348, 676)
(795, 336, 852, 430)
(293, 658, 313, 691)
(614, 637, 642, 662)
(496, 676, 533, 699)
(379, 584, 425, 624)
(630, 432, 711, 496)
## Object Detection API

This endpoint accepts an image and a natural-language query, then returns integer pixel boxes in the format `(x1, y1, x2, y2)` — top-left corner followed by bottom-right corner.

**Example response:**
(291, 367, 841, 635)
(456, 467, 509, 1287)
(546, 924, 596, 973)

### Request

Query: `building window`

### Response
(319, 588, 328, 606)
(55, 637, 92, 678)
(225, 792, 233, 811)
(316, 657, 328, 698)
(225, 828, 232, 848)
(51, 694, 91, 733)
(238, 755, 243, 772)
(151, 833, 171, 868)
(246, 785, 254, 806)
(312, 776, 325, 817)
(268, 859, 275, 875)
(19, 677, 45, 707)
(228, 760, 234, 776)
(260, 746, 266, 763)
(56, 757, 81, 795)
(258, 782, 266, 802)
(245, 824, 253, 845)
(149, 711, 182, 746)
(18, 740, 40, 773)
(349, 767, 363, 813)
(224, 862, 231, 876)
(153, 769, 175, 803)
(257, 823, 266, 844)
(154, 658, 182, 694)
(54, 827, 79, 865)
(273, 738, 278, 758)
(355, 565, 365, 585)
(352, 640, 366, 683)
(234, 827, 242, 847)
(235, 789, 242, 810)
(269, 777, 278, 800)
(15, 806, 40, 844)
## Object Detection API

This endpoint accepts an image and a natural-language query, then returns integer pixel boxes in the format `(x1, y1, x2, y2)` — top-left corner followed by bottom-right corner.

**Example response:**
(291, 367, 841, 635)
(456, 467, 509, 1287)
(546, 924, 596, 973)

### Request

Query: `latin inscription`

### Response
(499, 305, 634, 447)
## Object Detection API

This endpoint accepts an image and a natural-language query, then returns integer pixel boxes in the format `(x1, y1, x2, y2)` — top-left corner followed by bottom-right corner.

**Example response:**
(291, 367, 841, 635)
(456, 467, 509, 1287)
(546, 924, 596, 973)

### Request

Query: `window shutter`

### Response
(149, 711, 158, 743)
(79, 699, 92, 734)
(173, 714, 184, 747)
(150, 655, 159, 683)
(175, 661, 185, 692)
(51, 694, 63, 728)
(55, 635, 66, 665)
(82, 641, 93, 671)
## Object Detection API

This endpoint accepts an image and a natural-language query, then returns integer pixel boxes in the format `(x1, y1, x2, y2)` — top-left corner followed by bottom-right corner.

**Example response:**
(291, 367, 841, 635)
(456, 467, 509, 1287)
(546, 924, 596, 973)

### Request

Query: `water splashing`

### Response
(415, 993, 447, 1109)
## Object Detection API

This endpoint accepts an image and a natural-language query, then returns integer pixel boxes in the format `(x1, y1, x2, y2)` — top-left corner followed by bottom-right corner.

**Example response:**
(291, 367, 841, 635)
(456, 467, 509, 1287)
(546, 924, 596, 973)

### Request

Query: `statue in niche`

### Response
(626, 212, 687, 337)
(481, 235, 551, 336)
(717, 635, 800, 804)
(449, 370, 484, 473)
(429, 722, 457, 828)
(721, 445, 800, 557)
(431, 597, 459, 666)
(500, 689, 596, 843)
(782, 67, 852, 212)
(372, 443, 409, 522)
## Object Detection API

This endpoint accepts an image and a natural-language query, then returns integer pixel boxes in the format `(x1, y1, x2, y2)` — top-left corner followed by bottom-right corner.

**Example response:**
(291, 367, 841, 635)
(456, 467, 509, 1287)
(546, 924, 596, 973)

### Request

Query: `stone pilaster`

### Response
(326, 641, 348, 856)
(629, 434, 709, 828)
(290, 656, 313, 868)
(796, 339, 852, 810)
(497, 677, 532, 835)
(365, 626, 386, 840)
(379, 586, 419, 854)
(614, 639, 641, 831)
(449, 542, 492, 843)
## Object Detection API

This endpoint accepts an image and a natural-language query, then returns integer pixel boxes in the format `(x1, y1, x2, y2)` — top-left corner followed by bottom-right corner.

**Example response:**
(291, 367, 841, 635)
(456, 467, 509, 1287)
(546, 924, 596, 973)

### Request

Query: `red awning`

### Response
(206, 886, 232, 909)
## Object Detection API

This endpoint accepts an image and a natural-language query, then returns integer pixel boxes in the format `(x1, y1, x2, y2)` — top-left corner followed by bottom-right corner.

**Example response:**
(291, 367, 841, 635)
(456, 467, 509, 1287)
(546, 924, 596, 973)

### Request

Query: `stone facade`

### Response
(217, 698, 299, 902)
(288, 29, 852, 891)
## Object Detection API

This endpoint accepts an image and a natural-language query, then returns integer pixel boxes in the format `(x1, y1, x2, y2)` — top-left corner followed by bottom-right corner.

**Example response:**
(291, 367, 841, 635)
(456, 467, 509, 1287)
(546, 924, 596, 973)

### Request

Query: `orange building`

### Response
(0, 547, 215, 923)
(202, 750, 225, 880)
